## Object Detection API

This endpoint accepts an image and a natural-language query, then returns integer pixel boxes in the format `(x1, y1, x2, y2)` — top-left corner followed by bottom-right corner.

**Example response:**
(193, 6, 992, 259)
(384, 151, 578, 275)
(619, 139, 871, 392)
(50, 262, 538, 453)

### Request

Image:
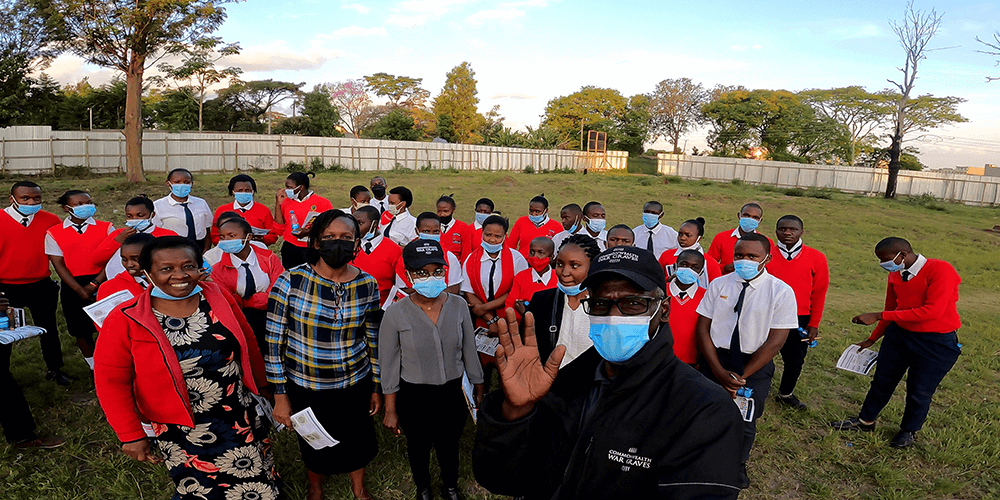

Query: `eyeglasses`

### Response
(410, 268, 447, 280)
(581, 296, 660, 316)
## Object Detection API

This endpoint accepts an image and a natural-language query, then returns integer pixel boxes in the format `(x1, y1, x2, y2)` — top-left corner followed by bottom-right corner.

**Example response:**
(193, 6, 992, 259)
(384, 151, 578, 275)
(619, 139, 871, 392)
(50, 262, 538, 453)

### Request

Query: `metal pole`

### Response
(89, 108, 93, 131)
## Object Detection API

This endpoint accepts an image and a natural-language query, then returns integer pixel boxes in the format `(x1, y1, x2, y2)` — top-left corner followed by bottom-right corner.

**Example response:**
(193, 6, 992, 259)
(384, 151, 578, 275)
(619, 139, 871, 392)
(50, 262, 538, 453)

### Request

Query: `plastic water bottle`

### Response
(289, 210, 300, 232)
(734, 386, 755, 422)
(0, 315, 8, 330)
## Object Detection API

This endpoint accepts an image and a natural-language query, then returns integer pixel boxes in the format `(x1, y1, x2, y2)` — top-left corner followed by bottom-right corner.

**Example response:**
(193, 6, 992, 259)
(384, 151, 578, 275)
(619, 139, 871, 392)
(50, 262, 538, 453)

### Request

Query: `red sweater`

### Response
(507, 216, 563, 258)
(442, 219, 468, 261)
(46, 219, 114, 276)
(504, 267, 558, 313)
(97, 271, 145, 301)
(353, 237, 403, 304)
(94, 282, 267, 442)
(461, 224, 484, 260)
(273, 194, 334, 248)
(766, 244, 829, 328)
(705, 229, 771, 268)
(93, 226, 178, 270)
(668, 286, 706, 364)
(0, 210, 60, 284)
(210, 202, 278, 245)
(210, 246, 285, 310)
(870, 258, 962, 339)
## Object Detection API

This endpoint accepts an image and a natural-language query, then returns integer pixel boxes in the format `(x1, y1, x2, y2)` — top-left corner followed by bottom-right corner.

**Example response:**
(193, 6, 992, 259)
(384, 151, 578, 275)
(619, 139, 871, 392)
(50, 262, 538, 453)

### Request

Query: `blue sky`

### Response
(45, 0, 1000, 169)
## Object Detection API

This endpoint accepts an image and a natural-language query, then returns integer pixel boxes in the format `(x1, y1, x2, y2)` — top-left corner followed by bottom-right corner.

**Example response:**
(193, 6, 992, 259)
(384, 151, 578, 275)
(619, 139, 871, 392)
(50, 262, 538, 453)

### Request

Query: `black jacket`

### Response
(472, 322, 744, 500)
(525, 288, 565, 363)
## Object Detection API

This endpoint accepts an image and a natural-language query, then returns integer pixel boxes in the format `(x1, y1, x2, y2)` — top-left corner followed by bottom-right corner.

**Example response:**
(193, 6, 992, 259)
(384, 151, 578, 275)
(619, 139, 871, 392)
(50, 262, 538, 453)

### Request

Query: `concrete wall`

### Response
(657, 153, 1000, 207)
(0, 126, 628, 175)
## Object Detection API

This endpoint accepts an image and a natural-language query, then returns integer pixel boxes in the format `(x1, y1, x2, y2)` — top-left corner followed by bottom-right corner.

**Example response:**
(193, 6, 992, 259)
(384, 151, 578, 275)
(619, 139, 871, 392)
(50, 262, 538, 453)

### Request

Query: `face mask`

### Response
(738, 217, 759, 233)
(371, 185, 386, 198)
(526, 256, 550, 273)
(568, 219, 581, 233)
(417, 233, 441, 242)
(171, 183, 192, 198)
(475, 212, 490, 225)
(679, 236, 702, 251)
(674, 267, 700, 285)
(481, 240, 504, 254)
(218, 237, 248, 254)
(284, 188, 299, 200)
(363, 227, 378, 241)
(150, 284, 203, 301)
(352, 201, 370, 210)
(557, 281, 586, 296)
(879, 252, 905, 273)
(528, 213, 546, 224)
(439, 215, 453, 225)
(234, 192, 254, 205)
(387, 203, 403, 216)
(13, 201, 42, 216)
(318, 239, 355, 268)
(733, 259, 763, 281)
(588, 313, 656, 363)
(587, 218, 606, 233)
(411, 276, 447, 299)
(70, 204, 97, 219)
(125, 218, 153, 231)
(642, 213, 660, 229)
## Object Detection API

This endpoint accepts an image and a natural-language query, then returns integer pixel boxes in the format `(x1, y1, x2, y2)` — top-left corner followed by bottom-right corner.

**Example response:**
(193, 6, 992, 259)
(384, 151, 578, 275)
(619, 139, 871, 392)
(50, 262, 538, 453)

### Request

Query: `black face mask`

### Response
(371, 185, 386, 198)
(315, 239, 356, 269)
(439, 215, 453, 225)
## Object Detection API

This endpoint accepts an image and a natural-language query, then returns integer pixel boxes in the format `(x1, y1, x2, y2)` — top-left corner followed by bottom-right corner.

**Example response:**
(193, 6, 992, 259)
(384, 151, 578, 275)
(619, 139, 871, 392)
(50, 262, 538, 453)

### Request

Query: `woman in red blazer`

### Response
(94, 236, 279, 499)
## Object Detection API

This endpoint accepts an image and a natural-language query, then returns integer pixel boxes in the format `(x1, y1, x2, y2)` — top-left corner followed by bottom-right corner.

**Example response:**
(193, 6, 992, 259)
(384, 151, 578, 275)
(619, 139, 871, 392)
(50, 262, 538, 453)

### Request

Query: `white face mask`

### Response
(387, 203, 403, 216)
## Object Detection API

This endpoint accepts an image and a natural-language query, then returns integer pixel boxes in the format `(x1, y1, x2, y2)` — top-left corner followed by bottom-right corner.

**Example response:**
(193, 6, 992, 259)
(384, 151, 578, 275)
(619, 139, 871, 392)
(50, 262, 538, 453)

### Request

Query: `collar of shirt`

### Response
(903, 254, 928, 279)
(233, 200, 254, 212)
(166, 194, 192, 206)
(480, 249, 501, 262)
(363, 234, 384, 252)
(441, 219, 454, 233)
(532, 215, 550, 227)
(62, 216, 97, 228)
(743, 269, 771, 290)
(645, 223, 662, 235)
(5, 205, 35, 225)
(473, 220, 483, 230)
(674, 242, 703, 257)
(669, 279, 699, 301)
(298, 191, 314, 202)
(531, 267, 552, 283)
(230, 247, 259, 268)
(775, 239, 803, 260)
(133, 274, 149, 287)
(730, 227, 758, 239)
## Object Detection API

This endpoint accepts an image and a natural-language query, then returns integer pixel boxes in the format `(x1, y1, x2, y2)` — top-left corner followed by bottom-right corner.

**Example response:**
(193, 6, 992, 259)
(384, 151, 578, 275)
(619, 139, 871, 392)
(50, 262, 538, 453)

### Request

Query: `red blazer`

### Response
(94, 282, 267, 442)
(210, 246, 285, 310)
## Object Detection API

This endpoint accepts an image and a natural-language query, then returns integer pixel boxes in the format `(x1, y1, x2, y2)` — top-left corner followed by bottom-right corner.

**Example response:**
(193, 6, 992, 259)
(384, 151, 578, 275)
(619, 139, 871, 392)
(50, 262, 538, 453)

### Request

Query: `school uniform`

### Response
(393, 249, 463, 289)
(384, 209, 418, 247)
(152, 194, 212, 242)
(658, 243, 722, 289)
(551, 228, 583, 253)
(460, 247, 528, 327)
(353, 233, 403, 305)
(507, 215, 562, 258)
(706, 228, 772, 269)
(461, 220, 486, 259)
(100, 225, 178, 279)
(503, 266, 558, 316)
(696, 270, 798, 463)
(667, 281, 706, 365)
(632, 222, 679, 260)
(766, 239, 829, 396)
(45, 216, 115, 343)
(210, 200, 278, 245)
(212, 245, 285, 357)
(370, 196, 390, 215)
(583, 229, 608, 251)
(273, 192, 334, 269)
(0, 206, 64, 372)
(203, 240, 269, 268)
(440, 218, 468, 261)
(858, 255, 962, 433)
(95, 272, 147, 332)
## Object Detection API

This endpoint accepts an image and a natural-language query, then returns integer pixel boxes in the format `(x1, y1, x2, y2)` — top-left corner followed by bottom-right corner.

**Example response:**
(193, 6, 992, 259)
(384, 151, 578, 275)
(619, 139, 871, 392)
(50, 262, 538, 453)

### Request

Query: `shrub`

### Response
(309, 157, 326, 172)
(730, 179, 744, 186)
(638, 177, 654, 186)
(284, 161, 306, 173)
(905, 193, 946, 212)
(419, 163, 434, 172)
(783, 188, 805, 197)
(804, 188, 834, 200)
(664, 175, 683, 183)
(523, 165, 534, 174)
(53, 165, 94, 178)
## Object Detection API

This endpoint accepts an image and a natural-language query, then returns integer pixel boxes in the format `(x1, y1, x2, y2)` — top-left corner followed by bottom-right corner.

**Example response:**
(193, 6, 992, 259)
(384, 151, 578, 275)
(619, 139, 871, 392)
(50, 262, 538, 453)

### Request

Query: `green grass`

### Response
(2, 169, 999, 499)
(626, 155, 659, 175)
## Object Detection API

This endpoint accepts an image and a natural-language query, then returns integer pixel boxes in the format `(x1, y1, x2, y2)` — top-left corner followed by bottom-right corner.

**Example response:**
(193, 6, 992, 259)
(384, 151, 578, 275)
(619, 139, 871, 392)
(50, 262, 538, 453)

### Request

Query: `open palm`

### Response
(495, 308, 565, 416)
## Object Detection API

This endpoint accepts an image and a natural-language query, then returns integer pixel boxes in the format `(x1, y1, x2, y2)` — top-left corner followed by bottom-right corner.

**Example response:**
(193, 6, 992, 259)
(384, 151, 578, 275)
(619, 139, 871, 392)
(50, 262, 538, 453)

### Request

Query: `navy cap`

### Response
(402, 239, 446, 269)
(582, 246, 666, 293)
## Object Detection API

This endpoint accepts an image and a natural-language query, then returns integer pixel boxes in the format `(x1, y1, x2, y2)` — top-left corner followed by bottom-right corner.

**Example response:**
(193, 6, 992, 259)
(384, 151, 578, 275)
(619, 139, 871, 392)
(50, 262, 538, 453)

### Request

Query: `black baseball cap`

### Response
(582, 246, 666, 293)
(402, 239, 446, 269)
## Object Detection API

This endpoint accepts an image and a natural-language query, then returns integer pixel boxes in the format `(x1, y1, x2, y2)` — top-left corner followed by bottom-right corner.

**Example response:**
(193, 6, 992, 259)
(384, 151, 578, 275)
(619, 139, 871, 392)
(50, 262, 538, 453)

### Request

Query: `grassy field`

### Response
(1, 168, 999, 500)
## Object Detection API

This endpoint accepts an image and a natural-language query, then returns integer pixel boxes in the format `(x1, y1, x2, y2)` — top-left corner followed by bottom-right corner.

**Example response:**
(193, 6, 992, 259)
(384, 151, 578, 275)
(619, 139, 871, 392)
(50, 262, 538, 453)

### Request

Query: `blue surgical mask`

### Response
(417, 233, 441, 242)
(14, 201, 42, 216)
(70, 204, 97, 219)
(218, 238, 248, 254)
(411, 276, 447, 298)
(363, 227, 378, 241)
(587, 218, 606, 233)
(285, 188, 299, 200)
(733, 259, 763, 281)
(642, 213, 660, 229)
(170, 183, 192, 198)
(234, 192, 254, 205)
(150, 284, 202, 301)
(481, 240, 504, 254)
(879, 252, 905, 273)
(125, 218, 153, 231)
(674, 267, 700, 285)
(557, 282, 586, 296)
(588, 313, 656, 363)
(738, 217, 759, 233)
(475, 212, 490, 225)
(528, 213, 546, 224)
(568, 220, 581, 233)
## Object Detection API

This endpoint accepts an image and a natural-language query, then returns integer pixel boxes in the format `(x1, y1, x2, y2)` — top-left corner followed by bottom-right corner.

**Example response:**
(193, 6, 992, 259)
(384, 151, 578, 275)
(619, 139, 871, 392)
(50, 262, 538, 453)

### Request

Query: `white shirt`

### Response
(441, 218, 457, 235)
(229, 249, 271, 297)
(585, 229, 608, 251)
(204, 240, 269, 267)
(5, 205, 37, 226)
(460, 248, 528, 297)
(232, 199, 255, 212)
(385, 209, 418, 247)
(696, 270, 798, 354)
(633, 223, 679, 259)
(153, 195, 213, 240)
(669, 279, 701, 303)
(902, 254, 928, 281)
(395, 250, 463, 288)
(551, 229, 583, 253)
(775, 239, 803, 261)
(371, 196, 390, 214)
(556, 294, 592, 368)
(44, 217, 113, 256)
(531, 267, 553, 285)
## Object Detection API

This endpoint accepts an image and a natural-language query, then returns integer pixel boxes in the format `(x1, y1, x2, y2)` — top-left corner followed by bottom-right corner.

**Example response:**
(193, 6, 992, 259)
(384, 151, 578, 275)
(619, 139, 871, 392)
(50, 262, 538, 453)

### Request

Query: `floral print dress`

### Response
(151, 300, 280, 500)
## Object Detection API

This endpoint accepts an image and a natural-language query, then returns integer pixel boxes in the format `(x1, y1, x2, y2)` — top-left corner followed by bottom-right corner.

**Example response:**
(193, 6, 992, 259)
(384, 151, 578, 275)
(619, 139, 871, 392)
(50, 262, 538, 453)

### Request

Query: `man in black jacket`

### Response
(473, 246, 744, 499)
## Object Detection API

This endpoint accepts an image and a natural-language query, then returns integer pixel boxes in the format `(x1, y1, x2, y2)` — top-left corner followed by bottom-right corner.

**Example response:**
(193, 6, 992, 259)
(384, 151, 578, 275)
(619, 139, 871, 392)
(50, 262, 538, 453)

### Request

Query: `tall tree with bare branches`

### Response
(976, 31, 1000, 82)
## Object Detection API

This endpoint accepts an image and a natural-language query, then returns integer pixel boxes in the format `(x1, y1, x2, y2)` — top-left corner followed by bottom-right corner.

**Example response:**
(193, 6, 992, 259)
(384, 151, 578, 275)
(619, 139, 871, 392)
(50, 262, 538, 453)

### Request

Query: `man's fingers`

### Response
(497, 322, 515, 360)
(504, 308, 522, 348)
(522, 311, 537, 347)
(543, 345, 565, 379)
(495, 344, 507, 371)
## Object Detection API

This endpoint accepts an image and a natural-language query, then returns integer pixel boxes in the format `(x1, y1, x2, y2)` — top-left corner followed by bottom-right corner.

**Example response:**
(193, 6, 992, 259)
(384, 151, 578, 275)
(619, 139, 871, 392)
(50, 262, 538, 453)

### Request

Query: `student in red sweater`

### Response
(507, 195, 563, 258)
(45, 190, 115, 369)
(352, 206, 403, 305)
(659, 217, 721, 288)
(437, 194, 468, 261)
(832, 237, 962, 449)
(765, 215, 829, 409)
(210, 174, 277, 246)
(94, 196, 178, 280)
(97, 233, 154, 302)
(667, 249, 709, 365)
(706, 202, 768, 273)
(392, 212, 464, 296)
(0, 181, 67, 384)
(461, 198, 495, 260)
(461, 215, 528, 331)
(505, 237, 557, 317)
(273, 172, 334, 269)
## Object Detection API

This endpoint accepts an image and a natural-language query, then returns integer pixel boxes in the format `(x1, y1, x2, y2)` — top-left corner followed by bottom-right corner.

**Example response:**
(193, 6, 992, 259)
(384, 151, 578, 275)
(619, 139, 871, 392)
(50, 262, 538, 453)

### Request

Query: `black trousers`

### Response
(242, 307, 269, 361)
(701, 348, 774, 464)
(0, 342, 37, 443)
(396, 378, 468, 490)
(0, 279, 63, 371)
(280, 241, 308, 270)
(777, 315, 810, 395)
(60, 274, 98, 342)
(859, 323, 960, 432)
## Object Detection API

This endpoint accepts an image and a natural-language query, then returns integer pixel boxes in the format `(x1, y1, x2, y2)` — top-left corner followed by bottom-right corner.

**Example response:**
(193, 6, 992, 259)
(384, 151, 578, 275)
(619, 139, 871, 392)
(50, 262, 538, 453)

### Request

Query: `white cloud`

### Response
(224, 39, 344, 72)
(835, 24, 881, 39)
(32, 55, 119, 87)
(467, 8, 525, 24)
(397, 0, 473, 13)
(490, 92, 537, 100)
(387, 13, 432, 27)
(341, 3, 370, 14)
(752, 44, 762, 50)
(731, 45, 747, 51)
(317, 26, 387, 37)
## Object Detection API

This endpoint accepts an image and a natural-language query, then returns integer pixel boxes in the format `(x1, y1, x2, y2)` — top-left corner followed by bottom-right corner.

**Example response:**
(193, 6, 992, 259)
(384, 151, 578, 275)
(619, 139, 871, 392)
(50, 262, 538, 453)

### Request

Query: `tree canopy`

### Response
(433, 62, 484, 144)
(648, 78, 707, 153)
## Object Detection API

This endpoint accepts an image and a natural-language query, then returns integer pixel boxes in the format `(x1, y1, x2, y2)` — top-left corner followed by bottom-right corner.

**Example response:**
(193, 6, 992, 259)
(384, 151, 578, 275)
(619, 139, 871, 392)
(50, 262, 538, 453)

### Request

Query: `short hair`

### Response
(140, 236, 203, 271)
(741, 202, 763, 215)
(10, 181, 40, 195)
(125, 195, 154, 212)
(582, 201, 603, 216)
(530, 236, 555, 253)
(57, 189, 89, 206)
(355, 205, 379, 222)
(609, 224, 634, 237)
(875, 237, 912, 254)
(389, 186, 413, 208)
(676, 249, 706, 268)
(227, 174, 257, 195)
(287, 171, 315, 190)
(561, 203, 582, 215)
(437, 194, 457, 210)
(306, 210, 360, 265)
(482, 214, 509, 233)
(121, 232, 156, 248)
(680, 217, 706, 236)
(559, 234, 601, 260)
(530, 195, 548, 209)
(737, 233, 771, 255)
(777, 214, 803, 228)
(219, 218, 252, 235)
(371, 176, 387, 185)
(644, 201, 663, 212)
(349, 185, 370, 199)
(167, 168, 193, 181)
(416, 212, 440, 227)
(216, 211, 244, 227)
(475, 198, 495, 211)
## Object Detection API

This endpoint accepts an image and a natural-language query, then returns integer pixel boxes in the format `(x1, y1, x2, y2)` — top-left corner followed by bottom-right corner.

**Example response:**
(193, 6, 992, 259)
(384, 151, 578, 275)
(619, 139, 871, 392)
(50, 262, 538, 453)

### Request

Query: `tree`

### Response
(884, 1, 943, 198)
(0, 0, 58, 126)
(148, 88, 199, 131)
(365, 109, 421, 141)
(31, 0, 235, 182)
(221, 79, 302, 133)
(273, 88, 343, 137)
(976, 31, 1000, 82)
(154, 38, 241, 131)
(433, 62, 485, 144)
(612, 94, 651, 156)
(542, 86, 628, 149)
(326, 79, 373, 137)
(798, 86, 895, 165)
(648, 78, 707, 153)
(436, 114, 456, 143)
(364, 73, 429, 108)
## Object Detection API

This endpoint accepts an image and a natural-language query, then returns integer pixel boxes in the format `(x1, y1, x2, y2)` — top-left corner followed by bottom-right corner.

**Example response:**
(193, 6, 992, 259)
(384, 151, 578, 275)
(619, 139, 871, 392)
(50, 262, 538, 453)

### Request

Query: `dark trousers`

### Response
(280, 241, 308, 270)
(0, 279, 63, 371)
(396, 378, 468, 490)
(0, 342, 37, 443)
(61, 274, 98, 341)
(701, 348, 774, 463)
(242, 307, 269, 361)
(859, 323, 960, 432)
(777, 315, 810, 395)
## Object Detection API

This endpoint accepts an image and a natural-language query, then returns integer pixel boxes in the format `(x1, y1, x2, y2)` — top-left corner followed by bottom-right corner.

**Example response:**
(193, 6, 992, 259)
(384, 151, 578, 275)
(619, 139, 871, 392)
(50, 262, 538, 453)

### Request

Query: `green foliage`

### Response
(542, 86, 649, 155)
(798, 86, 894, 165)
(284, 161, 306, 173)
(482, 125, 560, 149)
(626, 156, 658, 175)
(148, 88, 199, 131)
(419, 163, 434, 172)
(273, 88, 343, 137)
(905, 192, 947, 211)
(52, 164, 93, 177)
(730, 178, 744, 186)
(390, 163, 412, 174)
(433, 62, 484, 144)
(638, 177, 654, 186)
(308, 157, 326, 172)
(365, 109, 421, 141)
(152, 38, 241, 131)
(648, 77, 708, 151)
(523, 166, 534, 174)
(804, 188, 836, 199)
(436, 113, 456, 143)
(363, 72, 428, 108)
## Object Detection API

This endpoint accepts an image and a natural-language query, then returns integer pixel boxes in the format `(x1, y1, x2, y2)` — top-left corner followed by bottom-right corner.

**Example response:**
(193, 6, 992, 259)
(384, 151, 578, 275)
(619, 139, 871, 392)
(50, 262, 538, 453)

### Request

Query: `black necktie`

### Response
(20, 217, 28, 227)
(241, 263, 256, 300)
(729, 282, 751, 375)
(781, 242, 801, 261)
(364, 241, 373, 254)
(678, 290, 687, 300)
(647, 231, 655, 252)
(901, 270, 912, 282)
(487, 259, 497, 301)
(73, 223, 87, 234)
(180, 202, 197, 241)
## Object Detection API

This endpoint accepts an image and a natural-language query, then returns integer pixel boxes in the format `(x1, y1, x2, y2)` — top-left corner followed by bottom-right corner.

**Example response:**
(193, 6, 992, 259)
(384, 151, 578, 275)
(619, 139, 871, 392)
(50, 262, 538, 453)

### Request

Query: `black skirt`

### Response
(61, 274, 98, 340)
(286, 377, 378, 475)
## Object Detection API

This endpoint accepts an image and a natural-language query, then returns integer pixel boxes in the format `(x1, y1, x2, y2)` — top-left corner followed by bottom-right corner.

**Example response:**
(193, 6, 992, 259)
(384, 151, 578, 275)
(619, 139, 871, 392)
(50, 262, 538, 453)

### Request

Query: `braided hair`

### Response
(559, 233, 601, 261)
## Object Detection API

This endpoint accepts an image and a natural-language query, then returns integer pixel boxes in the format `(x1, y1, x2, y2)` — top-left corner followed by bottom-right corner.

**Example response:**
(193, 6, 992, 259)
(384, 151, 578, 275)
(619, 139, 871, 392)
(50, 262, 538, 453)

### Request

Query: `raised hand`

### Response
(494, 308, 565, 421)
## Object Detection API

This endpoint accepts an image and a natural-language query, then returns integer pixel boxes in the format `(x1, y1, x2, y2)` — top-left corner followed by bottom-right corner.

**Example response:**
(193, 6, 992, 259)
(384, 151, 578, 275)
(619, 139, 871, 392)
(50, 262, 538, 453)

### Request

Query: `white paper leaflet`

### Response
(290, 407, 339, 450)
(474, 329, 500, 356)
(462, 372, 478, 424)
(83, 289, 134, 327)
(836, 345, 879, 375)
